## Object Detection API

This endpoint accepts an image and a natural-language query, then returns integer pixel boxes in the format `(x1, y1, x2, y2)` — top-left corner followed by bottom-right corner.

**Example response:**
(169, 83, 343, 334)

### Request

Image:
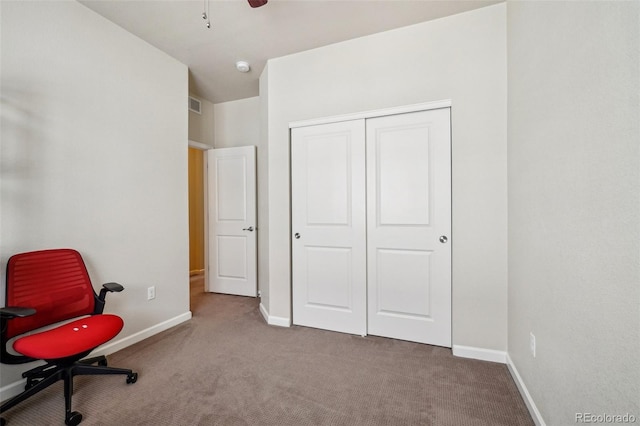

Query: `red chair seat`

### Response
(13, 314, 123, 360)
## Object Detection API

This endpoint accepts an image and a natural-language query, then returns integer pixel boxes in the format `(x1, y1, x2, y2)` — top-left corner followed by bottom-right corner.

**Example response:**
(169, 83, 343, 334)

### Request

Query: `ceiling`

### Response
(80, 0, 500, 104)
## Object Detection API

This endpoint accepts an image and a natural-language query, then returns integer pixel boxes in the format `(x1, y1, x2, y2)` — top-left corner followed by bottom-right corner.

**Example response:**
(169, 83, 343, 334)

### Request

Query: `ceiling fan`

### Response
(203, 0, 267, 28)
(247, 0, 268, 8)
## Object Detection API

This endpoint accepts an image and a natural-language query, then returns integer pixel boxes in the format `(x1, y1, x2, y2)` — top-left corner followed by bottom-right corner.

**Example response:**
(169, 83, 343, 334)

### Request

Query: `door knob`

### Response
(294, 233, 300, 239)
(243, 226, 254, 232)
(439, 235, 448, 243)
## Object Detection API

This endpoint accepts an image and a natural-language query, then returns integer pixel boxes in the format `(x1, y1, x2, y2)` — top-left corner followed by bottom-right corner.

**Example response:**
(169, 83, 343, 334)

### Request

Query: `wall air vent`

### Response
(189, 96, 202, 114)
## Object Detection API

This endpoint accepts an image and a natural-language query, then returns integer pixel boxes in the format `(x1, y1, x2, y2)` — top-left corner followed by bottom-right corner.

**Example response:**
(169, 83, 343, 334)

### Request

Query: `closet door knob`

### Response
(439, 235, 448, 243)
(294, 233, 300, 239)
(243, 226, 254, 232)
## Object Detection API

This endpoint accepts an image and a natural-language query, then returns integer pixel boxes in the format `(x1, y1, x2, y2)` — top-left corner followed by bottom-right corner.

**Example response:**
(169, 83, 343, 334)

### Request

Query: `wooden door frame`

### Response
(189, 140, 213, 292)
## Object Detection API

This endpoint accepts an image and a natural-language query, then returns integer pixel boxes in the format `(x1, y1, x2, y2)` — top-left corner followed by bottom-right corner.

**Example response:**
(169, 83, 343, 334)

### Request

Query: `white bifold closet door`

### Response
(292, 107, 451, 347)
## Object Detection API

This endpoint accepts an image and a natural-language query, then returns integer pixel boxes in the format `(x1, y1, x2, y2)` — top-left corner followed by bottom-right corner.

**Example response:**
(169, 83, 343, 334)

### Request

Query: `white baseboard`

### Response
(452, 347, 545, 425)
(0, 374, 39, 404)
(506, 353, 546, 426)
(452, 345, 507, 363)
(259, 302, 269, 323)
(259, 302, 290, 327)
(91, 311, 192, 358)
(0, 311, 192, 402)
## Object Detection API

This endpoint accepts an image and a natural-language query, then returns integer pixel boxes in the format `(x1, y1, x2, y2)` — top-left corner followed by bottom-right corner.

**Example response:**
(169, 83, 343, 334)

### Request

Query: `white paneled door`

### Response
(291, 120, 367, 335)
(207, 146, 257, 297)
(291, 107, 451, 347)
(366, 109, 451, 347)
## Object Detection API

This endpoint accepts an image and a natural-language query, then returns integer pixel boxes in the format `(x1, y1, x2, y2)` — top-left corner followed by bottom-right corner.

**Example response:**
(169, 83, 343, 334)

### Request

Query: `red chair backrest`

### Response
(5, 249, 96, 339)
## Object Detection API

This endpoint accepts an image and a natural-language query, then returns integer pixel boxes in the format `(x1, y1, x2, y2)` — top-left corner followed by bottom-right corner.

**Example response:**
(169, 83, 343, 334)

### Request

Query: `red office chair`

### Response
(0, 249, 138, 426)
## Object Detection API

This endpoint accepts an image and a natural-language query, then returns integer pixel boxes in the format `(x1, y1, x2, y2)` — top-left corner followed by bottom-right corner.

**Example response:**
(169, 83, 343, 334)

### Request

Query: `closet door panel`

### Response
(375, 248, 432, 318)
(291, 120, 367, 335)
(377, 127, 431, 226)
(305, 246, 352, 310)
(305, 137, 350, 226)
(367, 109, 451, 347)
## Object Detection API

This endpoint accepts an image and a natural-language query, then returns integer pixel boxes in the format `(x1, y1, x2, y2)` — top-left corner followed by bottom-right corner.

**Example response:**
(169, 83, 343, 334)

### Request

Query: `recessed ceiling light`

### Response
(236, 61, 251, 73)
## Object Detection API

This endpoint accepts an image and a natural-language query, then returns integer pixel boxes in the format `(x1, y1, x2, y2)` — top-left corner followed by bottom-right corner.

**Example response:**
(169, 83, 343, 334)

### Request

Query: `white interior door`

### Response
(207, 146, 257, 297)
(291, 120, 367, 335)
(366, 108, 451, 346)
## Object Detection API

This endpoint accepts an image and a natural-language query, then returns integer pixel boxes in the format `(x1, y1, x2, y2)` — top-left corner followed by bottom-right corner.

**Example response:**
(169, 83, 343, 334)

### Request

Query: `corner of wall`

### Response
(506, 354, 546, 426)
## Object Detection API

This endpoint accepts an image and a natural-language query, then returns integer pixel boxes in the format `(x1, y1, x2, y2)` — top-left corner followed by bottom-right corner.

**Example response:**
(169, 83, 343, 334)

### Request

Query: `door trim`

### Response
(289, 99, 452, 129)
(188, 141, 212, 292)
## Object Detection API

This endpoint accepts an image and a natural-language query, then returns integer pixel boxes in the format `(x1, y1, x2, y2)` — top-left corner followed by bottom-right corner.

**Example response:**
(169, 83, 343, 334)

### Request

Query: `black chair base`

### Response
(0, 355, 137, 425)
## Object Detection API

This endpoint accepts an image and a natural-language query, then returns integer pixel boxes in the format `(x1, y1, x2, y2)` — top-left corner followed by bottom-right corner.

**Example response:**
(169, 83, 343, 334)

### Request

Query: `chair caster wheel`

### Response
(65, 411, 82, 425)
(98, 359, 107, 366)
(126, 372, 138, 384)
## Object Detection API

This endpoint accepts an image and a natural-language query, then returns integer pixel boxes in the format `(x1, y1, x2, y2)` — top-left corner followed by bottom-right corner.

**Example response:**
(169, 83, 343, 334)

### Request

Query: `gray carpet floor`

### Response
(1, 280, 534, 425)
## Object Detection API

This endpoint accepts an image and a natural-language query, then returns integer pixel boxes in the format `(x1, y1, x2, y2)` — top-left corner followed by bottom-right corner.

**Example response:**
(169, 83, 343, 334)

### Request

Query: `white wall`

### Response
(214, 97, 260, 149)
(507, 1, 640, 424)
(258, 69, 271, 311)
(262, 4, 508, 349)
(189, 94, 215, 147)
(1, 0, 189, 391)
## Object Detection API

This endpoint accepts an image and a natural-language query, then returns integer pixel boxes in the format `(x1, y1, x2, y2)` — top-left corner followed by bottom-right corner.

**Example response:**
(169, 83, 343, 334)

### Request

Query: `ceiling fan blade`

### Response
(248, 0, 268, 8)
